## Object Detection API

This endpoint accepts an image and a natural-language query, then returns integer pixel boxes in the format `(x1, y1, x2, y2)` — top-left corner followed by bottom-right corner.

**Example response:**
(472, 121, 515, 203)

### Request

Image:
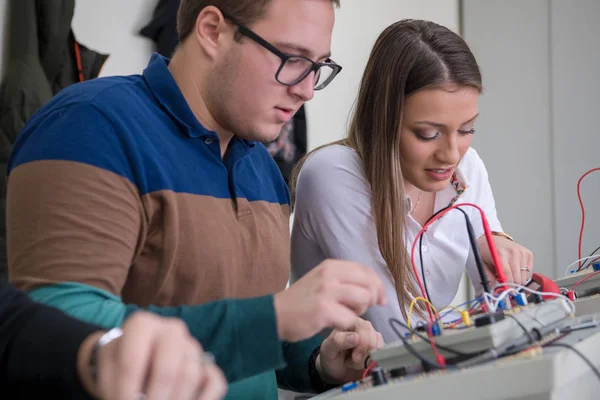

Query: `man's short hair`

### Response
(177, 0, 340, 42)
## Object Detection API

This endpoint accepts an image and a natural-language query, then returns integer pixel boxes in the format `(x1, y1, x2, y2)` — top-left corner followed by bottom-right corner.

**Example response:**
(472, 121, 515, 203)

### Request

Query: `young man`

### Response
(6, 0, 386, 398)
(0, 280, 226, 399)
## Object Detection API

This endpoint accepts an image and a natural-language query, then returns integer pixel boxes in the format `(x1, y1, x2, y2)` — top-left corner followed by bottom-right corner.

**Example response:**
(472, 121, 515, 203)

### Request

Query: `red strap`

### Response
(74, 41, 85, 83)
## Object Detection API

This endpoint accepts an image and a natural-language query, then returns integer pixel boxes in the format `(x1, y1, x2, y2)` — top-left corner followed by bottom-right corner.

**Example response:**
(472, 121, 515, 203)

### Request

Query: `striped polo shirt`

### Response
(7, 53, 291, 307)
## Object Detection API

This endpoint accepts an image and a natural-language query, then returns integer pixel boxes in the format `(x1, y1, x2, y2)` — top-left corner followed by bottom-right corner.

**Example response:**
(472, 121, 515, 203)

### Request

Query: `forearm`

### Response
(29, 282, 286, 383)
(77, 332, 104, 399)
(276, 334, 324, 393)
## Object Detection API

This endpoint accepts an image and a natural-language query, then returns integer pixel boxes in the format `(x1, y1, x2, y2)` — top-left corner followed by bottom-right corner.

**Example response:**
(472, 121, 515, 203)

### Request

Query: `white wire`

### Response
(563, 256, 600, 276)
(491, 282, 576, 314)
(483, 289, 521, 312)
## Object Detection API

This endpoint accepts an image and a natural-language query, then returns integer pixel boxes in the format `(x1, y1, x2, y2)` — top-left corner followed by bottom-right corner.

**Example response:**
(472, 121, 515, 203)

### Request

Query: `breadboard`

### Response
(371, 299, 572, 372)
(312, 311, 600, 400)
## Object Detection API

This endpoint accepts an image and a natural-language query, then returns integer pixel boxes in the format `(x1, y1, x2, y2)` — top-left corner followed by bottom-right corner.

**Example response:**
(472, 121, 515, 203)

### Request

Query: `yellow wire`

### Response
(407, 296, 440, 331)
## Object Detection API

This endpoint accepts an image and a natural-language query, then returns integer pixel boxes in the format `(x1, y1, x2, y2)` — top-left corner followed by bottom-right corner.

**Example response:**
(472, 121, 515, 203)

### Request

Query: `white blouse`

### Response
(290, 145, 503, 343)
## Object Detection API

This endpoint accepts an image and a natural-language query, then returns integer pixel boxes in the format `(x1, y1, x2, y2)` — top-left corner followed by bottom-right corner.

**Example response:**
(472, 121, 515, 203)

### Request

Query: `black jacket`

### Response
(0, 280, 99, 398)
(0, 0, 108, 162)
(140, 0, 181, 58)
(0, 0, 108, 280)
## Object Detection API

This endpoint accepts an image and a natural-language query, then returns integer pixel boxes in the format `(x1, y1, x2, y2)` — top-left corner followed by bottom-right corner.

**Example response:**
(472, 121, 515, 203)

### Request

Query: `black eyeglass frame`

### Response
(222, 13, 342, 90)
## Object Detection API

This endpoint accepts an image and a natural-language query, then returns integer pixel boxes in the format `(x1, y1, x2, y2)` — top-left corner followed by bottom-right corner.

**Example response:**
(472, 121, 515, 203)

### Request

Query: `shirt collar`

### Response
(142, 53, 257, 150)
(404, 166, 470, 212)
(447, 167, 469, 206)
(143, 53, 212, 138)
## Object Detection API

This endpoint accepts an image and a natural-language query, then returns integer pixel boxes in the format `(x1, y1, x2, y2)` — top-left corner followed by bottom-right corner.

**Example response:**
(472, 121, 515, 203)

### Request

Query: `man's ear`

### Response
(193, 6, 230, 60)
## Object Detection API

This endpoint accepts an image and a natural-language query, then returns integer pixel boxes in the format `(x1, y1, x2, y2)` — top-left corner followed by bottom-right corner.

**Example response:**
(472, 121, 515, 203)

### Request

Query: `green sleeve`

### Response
(28, 282, 286, 383)
(276, 334, 324, 393)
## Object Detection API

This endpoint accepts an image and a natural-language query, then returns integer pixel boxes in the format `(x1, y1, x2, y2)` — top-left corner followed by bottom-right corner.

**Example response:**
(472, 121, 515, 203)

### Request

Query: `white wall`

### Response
(72, 0, 159, 77)
(550, 0, 600, 275)
(462, 0, 600, 278)
(462, 0, 555, 278)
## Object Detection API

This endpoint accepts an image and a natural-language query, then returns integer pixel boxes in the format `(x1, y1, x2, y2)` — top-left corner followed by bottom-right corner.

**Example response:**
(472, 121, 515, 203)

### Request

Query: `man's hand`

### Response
(78, 312, 227, 400)
(274, 259, 386, 343)
(478, 235, 534, 287)
(316, 318, 384, 384)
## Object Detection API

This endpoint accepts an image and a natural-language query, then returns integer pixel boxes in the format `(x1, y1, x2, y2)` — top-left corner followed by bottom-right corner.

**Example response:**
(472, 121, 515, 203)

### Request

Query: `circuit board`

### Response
(556, 271, 600, 316)
(311, 300, 600, 400)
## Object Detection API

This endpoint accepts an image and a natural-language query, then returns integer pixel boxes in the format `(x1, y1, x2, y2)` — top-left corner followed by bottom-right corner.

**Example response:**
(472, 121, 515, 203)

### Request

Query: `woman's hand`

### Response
(477, 235, 534, 287)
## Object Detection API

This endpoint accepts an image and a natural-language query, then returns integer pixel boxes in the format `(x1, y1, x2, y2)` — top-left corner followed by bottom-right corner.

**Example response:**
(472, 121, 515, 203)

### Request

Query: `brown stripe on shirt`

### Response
(7, 160, 291, 307)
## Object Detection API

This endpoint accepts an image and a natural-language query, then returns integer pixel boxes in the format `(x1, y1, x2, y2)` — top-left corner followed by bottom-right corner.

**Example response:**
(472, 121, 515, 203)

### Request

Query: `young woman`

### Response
(290, 19, 534, 342)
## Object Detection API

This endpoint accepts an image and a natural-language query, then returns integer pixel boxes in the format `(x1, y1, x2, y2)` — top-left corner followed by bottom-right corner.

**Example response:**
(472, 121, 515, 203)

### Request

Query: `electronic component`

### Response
(370, 367, 387, 386)
(371, 299, 571, 373)
(555, 271, 600, 316)
(311, 304, 600, 400)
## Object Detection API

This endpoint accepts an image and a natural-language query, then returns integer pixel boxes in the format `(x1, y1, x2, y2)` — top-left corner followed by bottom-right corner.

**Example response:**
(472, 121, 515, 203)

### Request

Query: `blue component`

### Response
(514, 293, 527, 306)
(498, 300, 507, 310)
(342, 382, 358, 392)
(593, 262, 600, 272)
(431, 323, 441, 336)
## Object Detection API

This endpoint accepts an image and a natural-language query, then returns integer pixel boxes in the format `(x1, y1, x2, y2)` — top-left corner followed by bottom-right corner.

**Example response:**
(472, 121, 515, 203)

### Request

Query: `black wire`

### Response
(419, 231, 432, 301)
(418, 205, 490, 303)
(389, 318, 475, 357)
(504, 313, 600, 382)
(389, 319, 447, 369)
(461, 209, 491, 294)
(504, 313, 535, 344)
(576, 245, 600, 272)
(544, 342, 600, 382)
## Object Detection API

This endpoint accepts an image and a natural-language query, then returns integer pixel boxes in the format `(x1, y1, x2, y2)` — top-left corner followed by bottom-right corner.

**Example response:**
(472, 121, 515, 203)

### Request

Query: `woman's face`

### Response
(399, 85, 479, 192)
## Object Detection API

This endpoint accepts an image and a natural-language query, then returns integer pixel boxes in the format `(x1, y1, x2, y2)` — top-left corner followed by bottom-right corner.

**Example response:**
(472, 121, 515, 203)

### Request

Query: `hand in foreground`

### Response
(316, 318, 385, 384)
(78, 312, 227, 400)
(274, 259, 386, 342)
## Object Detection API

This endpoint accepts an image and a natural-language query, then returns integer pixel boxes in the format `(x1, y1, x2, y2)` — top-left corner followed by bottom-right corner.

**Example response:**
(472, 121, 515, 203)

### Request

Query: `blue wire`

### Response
(436, 297, 483, 324)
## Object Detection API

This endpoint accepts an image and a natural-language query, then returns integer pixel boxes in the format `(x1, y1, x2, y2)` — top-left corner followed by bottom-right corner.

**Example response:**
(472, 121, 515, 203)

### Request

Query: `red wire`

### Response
(410, 202, 508, 305)
(362, 360, 377, 379)
(572, 270, 600, 293)
(577, 167, 600, 268)
(408, 202, 506, 368)
(427, 322, 445, 367)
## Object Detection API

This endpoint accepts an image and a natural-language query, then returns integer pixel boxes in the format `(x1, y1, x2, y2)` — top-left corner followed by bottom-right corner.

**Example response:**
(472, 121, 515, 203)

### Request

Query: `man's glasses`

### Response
(222, 13, 342, 91)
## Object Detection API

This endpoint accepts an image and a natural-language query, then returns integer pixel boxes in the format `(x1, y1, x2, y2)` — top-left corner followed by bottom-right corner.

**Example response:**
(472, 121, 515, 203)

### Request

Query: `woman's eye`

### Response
(414, 131, 439, 141)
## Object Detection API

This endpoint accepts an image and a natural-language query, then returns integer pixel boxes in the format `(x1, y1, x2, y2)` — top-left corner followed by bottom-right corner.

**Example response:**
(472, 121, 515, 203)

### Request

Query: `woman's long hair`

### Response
(292, 20, 482, 318)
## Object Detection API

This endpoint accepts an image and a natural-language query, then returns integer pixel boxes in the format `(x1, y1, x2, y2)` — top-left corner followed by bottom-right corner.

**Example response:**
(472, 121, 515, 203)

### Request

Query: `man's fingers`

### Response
(169, 339, 205, 400)
(330, 283, 378, 316)
(198, 363, 228, 400)
(320, 329, 360, 361)
(320, 261, 386, 306)
(376, 332, 385, 348)
(349, 321, 378, 367)
(145, 322, 189, 399)
(325, 304, 362, 333)
(104, 317, 157, 399)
